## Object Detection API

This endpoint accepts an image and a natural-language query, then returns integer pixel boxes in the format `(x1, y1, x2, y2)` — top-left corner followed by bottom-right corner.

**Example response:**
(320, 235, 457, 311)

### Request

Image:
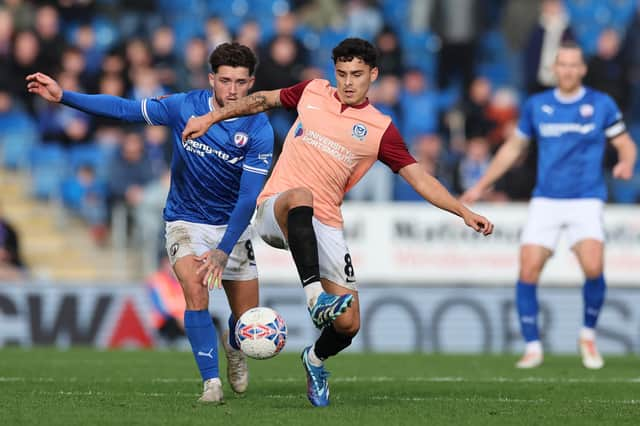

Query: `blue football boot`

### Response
(308, 292, 353, 329)
(301, 346, 330, 407)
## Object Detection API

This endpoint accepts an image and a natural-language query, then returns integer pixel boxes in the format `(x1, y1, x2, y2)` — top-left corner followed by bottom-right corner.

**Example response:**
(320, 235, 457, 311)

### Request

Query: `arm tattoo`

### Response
(212, 91, 281, 121)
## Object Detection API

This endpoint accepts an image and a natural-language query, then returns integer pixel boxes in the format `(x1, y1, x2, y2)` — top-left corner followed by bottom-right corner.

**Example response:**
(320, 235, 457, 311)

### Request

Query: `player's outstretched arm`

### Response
(26, 72, 152, 123)
(610, 132, 637, 180)
(399, 163, 494, 236)
(460, 134, 529, 204)
(182, 89, 282, 141)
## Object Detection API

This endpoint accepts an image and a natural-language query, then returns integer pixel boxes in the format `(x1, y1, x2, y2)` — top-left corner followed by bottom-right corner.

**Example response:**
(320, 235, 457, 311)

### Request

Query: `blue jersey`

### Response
(517, 87, 626, 200)
(141, 90, 273, 224)
(61, 89, 274, 254)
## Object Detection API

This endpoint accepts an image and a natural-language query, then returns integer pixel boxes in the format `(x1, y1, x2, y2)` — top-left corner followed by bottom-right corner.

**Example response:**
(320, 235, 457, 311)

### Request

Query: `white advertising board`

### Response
(253, 203, 640, 286)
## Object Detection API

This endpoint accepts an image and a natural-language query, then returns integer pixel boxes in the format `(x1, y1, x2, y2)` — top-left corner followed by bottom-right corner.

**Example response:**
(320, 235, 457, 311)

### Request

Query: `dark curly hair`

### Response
(331, 38, 378, 68)
(209, 42, 258, 75)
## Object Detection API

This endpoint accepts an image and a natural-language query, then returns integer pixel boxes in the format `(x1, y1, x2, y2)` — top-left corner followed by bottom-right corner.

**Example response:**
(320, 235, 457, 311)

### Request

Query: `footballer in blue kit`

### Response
(463, 41, 637, 369)
(27, 43, 274, 403)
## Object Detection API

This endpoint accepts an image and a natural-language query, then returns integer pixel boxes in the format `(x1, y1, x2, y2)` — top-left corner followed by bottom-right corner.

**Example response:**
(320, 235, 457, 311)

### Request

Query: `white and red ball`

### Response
(234, 307, 287, 359)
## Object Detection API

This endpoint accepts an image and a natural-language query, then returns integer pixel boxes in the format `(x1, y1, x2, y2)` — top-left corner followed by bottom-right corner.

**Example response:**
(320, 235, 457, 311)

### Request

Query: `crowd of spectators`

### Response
(1, 0, 640, 259)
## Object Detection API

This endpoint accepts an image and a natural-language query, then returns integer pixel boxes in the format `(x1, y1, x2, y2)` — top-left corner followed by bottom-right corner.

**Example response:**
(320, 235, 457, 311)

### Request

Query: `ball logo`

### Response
(580, 104, 594, 117)
(234, 132, 249, 147)
(352, 123, 367, 141)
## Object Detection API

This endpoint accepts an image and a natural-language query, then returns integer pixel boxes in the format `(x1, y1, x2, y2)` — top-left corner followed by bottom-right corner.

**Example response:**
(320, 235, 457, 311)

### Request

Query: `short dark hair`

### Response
(332, 38, 378, 68)
(556, 40, 585, 63)
(209, 42, 257, 75)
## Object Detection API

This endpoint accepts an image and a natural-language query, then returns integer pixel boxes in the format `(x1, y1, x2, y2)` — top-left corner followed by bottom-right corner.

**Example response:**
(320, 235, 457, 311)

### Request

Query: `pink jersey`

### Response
(258, 79, 415, 228)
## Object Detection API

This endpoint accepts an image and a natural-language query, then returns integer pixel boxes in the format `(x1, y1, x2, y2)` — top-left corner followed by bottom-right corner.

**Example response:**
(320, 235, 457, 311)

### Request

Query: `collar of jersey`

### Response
(333, 92, 370, 112)
(553, 86, 586, 104)
(209, 95, 240, 122)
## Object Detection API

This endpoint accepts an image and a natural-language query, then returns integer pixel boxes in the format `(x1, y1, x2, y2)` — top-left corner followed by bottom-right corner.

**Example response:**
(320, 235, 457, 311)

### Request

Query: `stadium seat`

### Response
(400, 31, 438, 78)
(29, 144, 68, 200)
(393, 175, 423, 201)
(379, 0, 409, 33)
(0, 127, 39, 170)
(476, 30, 511, 86)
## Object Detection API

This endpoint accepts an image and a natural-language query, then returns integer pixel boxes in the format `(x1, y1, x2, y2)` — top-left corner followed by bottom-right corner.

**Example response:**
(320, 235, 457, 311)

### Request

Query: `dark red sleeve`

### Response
(279, 80, 312, 109)
(378, 122, 417, 173)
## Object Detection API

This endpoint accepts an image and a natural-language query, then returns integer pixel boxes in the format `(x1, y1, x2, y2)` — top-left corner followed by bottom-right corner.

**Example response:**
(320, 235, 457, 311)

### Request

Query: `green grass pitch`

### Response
(1, 349, 638, 425)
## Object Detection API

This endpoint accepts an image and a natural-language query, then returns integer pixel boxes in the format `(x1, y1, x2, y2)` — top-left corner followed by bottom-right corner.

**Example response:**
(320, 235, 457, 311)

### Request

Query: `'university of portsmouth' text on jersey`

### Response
(516, 87, 626, 200)
(141, 90, 274, 224)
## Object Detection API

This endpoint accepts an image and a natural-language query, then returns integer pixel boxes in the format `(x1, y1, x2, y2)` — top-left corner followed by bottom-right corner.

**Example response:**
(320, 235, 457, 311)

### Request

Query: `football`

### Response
(234, 307, 287, 359)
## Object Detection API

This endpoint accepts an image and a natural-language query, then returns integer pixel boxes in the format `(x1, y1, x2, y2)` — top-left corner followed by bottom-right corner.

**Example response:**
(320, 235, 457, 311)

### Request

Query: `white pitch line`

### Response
(3, 376, 640, 384)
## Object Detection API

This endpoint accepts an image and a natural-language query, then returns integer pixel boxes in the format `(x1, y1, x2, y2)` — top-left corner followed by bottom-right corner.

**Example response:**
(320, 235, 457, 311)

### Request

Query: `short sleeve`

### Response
(378, 123, 417, 173)
(279, 80, 312, 109)
(516, 98, 534, 140)
(602, 95, 626, 139)
(242, 121, 275, 176)
(141, 93, 187, 126)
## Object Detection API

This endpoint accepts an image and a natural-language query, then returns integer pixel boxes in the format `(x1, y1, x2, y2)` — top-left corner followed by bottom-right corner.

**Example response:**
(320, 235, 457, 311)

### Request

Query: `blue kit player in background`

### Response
(463, 41, 637, 370)
(26, 43, 274, 402)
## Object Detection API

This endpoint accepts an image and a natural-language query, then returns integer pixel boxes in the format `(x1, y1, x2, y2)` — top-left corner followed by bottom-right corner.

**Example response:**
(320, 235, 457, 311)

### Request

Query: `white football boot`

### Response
(198, 377, 224, 403)
(222, 330, 249, 393)
(579, 328, 604, 369)
(516, 341, 543, 369)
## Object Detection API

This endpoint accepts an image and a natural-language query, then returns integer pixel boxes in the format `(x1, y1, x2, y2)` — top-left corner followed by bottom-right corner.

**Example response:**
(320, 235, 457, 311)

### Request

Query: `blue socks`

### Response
(184, 310, 219, 382)
(516, 280, 539, 342)
(583, 274, 606, 329)
(228, 314, 240, 350)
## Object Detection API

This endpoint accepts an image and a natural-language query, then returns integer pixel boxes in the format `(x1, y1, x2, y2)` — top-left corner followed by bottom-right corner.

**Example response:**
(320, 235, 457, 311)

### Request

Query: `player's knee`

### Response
(519, 263, 543, 283)
(519, 269, 540, 283)
(583, 263, 603, 279)
(334, 320, 359, 338)
(286, 188, 313, 209)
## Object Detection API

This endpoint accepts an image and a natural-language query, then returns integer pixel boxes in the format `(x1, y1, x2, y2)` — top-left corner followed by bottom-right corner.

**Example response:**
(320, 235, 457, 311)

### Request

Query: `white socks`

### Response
(525, 340, 543, 354)
(307, 345, 323, 367)
(580, 327, 596, 341)
(304, 282, 323, 308)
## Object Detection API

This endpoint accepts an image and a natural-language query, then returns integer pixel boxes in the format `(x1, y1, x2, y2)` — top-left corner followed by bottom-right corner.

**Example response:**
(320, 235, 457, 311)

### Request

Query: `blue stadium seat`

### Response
(400, 31, 438, 78)
(0, 124, 39, 170)
(92, 17, 119, 51)
(380, 0, 409, 33)
(476, 30, 511, 86)
(68, 144, 107, 176)
(393, 175, 423, 201)
(313, 27, 349, 69)
(29, 144, 68, 200)
(171, 15, 206, 50)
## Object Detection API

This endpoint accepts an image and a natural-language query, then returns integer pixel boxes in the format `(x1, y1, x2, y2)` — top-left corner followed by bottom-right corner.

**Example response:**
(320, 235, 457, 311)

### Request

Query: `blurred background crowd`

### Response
(1, 0, 640, 280)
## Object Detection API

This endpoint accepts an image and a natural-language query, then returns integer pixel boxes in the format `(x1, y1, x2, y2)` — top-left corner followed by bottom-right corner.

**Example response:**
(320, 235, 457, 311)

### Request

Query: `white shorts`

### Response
(255, 194, 357, 290)
(165, 220, 258, 281)
(520, 197, 605, 251)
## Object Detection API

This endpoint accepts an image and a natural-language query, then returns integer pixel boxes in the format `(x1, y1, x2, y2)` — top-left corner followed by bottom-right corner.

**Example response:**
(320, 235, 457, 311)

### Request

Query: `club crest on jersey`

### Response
(352, 123, 367, 141)
(234, 132, 249, 147)
(580, 104, 594, 117)
(294, 122, 304, 137)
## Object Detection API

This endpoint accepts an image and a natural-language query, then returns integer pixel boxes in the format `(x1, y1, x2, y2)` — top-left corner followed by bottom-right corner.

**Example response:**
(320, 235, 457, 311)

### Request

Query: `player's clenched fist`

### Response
(612, 161, 634, 180)
(182, 115, 214, 141)
(462, 210, 494, 236)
